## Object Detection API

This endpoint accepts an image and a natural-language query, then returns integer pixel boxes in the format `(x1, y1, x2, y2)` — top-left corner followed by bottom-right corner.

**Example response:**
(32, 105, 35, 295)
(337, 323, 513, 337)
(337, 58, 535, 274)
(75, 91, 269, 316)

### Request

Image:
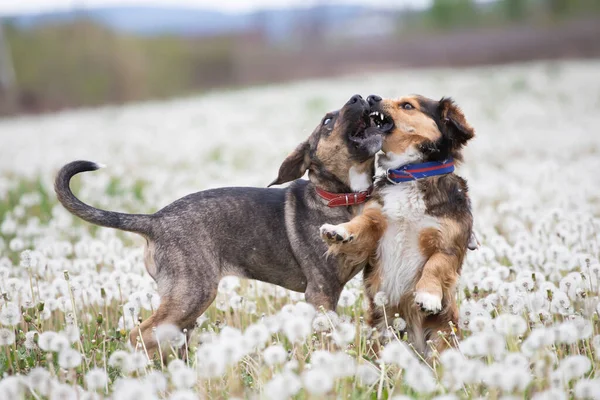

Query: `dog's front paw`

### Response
(414, 291, 442, 315)
(319, 224, 354, 245)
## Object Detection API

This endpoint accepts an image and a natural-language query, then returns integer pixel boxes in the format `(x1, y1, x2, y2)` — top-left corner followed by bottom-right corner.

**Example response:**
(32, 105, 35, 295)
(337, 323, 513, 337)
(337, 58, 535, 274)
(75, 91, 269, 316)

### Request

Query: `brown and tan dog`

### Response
(320, 94, 475, 356)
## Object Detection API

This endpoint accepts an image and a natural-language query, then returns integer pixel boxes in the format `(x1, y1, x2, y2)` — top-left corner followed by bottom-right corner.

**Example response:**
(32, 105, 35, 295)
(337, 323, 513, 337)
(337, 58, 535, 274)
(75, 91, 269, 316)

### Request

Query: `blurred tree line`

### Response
(0, 20, 238, 114)
(0, 0, 598, 116)
(427, 0, 600, 28)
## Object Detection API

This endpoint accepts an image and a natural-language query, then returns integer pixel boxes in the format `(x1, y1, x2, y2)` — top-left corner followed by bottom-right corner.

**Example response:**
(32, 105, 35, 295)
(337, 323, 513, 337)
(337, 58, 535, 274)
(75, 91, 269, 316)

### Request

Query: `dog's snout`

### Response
(347, 94, 363, 105)
(367, 95, 382, 106)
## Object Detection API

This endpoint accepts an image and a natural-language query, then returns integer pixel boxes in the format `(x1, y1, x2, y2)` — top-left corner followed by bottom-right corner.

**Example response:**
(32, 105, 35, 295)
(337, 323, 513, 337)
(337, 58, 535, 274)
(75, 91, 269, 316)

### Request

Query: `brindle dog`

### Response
(55, 94, 383, 357)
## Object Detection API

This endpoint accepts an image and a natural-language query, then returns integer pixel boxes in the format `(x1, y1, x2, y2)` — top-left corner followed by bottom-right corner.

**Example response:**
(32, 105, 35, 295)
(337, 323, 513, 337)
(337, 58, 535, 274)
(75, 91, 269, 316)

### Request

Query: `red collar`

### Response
(315, 186, 372, 207)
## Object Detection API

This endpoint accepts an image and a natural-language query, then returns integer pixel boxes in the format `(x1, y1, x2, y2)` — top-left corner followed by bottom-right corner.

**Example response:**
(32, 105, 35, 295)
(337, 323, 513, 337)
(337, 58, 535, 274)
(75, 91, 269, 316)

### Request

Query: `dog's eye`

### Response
(401, 103, 414, 110)
(323, 118, 331, 126)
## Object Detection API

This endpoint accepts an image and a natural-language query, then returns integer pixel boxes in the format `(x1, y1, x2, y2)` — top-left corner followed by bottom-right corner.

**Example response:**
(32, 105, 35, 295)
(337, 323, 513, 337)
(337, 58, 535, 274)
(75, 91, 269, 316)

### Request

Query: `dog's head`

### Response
(269, 94, 383, 191)
(367, 95, 475, 170)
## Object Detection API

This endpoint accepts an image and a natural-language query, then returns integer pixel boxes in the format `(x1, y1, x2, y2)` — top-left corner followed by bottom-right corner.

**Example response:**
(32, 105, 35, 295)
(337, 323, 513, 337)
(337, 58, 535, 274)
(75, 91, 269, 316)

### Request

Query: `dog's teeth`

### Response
(380, 114, 384, 121)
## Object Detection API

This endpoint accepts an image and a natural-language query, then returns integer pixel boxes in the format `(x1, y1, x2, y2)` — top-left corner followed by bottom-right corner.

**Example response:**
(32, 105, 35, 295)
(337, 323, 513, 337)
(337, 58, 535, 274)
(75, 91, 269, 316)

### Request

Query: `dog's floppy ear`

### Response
(268, 140, 310, 187)
(438, 97, 475, 147)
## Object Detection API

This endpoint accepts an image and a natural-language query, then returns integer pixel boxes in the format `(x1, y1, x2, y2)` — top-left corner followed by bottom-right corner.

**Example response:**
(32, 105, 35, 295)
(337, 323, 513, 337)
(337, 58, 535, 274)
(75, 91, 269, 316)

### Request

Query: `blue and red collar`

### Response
(386, 158, 455, 184)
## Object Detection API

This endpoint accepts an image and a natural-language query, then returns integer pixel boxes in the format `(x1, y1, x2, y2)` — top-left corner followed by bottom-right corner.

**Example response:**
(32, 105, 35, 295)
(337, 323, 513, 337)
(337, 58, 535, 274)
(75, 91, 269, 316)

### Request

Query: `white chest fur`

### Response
(348, 166, 371, 192)
(377, 182, 439, 305)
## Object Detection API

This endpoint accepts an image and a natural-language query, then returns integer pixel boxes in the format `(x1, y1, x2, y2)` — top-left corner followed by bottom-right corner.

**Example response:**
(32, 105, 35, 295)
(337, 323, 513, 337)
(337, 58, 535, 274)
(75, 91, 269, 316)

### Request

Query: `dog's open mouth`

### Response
(369, 110, 394, 133)
(348, 110, 383, 156)
(348, 111, 372, 141)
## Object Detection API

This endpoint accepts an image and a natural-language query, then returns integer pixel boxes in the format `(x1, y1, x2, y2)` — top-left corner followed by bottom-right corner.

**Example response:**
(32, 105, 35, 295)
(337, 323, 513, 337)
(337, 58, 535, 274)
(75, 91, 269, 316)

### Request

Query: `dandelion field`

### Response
(1, 60, 600, 399)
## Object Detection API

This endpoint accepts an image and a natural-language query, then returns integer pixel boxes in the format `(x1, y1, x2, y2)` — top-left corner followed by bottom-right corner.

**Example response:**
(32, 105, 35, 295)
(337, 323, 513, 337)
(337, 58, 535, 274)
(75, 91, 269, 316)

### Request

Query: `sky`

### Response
(0, 0, 433, 16)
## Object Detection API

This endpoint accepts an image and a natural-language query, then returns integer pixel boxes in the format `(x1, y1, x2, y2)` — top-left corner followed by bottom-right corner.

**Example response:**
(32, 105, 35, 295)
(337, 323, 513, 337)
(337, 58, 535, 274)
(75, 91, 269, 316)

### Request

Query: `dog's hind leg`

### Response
(130, 282, 218, 360)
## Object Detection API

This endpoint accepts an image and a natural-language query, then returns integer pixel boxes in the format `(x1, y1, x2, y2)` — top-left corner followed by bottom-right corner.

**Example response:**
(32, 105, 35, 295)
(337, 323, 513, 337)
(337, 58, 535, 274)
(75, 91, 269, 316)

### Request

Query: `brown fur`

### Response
(321, 95, 475, 357)
(324, 203, 387, 270)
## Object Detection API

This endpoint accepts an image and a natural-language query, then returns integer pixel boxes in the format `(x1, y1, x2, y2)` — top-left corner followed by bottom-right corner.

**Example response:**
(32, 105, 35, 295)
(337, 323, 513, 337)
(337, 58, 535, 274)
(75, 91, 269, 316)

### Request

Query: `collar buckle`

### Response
(386, 168, 398, 185)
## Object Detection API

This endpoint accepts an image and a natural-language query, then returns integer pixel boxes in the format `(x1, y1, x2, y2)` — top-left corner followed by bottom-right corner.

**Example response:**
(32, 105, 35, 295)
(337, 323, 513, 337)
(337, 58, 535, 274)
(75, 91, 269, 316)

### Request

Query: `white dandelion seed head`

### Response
(85, 368, 108, 392)
(551, 290, 574, 315)
(293, 302, 316, 320)
(469, 315, 493, 333)
(555, 322, 579, 345)
(195, 343, 227, 378)
(532, 388, 568, 400)
(218, 276, 240, 294)
(330, 351, 356, 378)
(244, 323, 270, 349)
(558, 355, 591, 382)
(356, 363, 379, 386)
(282, 317, 311, 344)
(405, 364, 437, 394)
(112, 378, 158, 400)
(0, 302, 21, 326)
(501, 366, 532, 393)
(48, 382, 78, 400)
(373, 291, 389, 306)
(143, 371, 167, 394)
(108, 350, 133, 373)
(474, 331, 506, 359)
(332, 321, 355, 346)
(494, 314, 527, 336)
(63, 324, 80, 343)
(380, 341, 417, 369)
(49, 333, 70, 353)
(244, 300, 257, 314)
(27, 367, 53, 396)
(264, 371, 302, 400)
(129, 351, 149, 372)
(169, 390, 198, 400)
(229, 295, 244, 310)
(263, 315, 282, 334)
(439, 348, 465, 370)
(392, 317, 407, 332)
(9, 238, 25, 252)
(220, 334, 248, 365)
(154, 323, 185, 349)
(310, 350, 334, 368)
(338, 289, 357, 307)
(574, 379, 600, 400)
(312, 314, 330, 332)
(38, 331, 57, 351)
(24, 330, 37, 350)
(0, 328, 16, 346)
(302, 368, 334, 395)
(458, 359, 485, 384)
(263, 344, 287, 366)
(170, 366, 196, 390)
(568, 315, 593, 340)
(58, 348, 82, 369)
(167, 359, 186, 374)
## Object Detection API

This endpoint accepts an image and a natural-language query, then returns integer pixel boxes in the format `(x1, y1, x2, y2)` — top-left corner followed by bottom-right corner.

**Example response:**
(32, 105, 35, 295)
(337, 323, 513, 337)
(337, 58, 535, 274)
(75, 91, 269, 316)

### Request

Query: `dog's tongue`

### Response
(364, 126, 381, 136)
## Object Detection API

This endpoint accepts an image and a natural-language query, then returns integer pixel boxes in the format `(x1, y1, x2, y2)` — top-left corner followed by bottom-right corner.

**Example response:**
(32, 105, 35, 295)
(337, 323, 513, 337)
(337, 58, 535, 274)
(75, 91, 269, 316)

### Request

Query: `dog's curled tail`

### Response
(55, 161, 154, 236)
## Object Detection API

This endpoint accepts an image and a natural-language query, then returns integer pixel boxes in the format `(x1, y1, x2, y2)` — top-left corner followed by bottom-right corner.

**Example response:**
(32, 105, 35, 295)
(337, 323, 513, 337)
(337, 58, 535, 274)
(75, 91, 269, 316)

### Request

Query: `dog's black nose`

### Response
(347, 94, 363, 105)
(367, 95, 382, 106)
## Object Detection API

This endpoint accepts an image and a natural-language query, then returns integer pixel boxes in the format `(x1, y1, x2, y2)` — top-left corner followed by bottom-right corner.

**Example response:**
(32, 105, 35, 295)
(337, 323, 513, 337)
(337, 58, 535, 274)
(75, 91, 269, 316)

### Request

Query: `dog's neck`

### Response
(308, 165, 373, 195)
(308, 170, 353, 194)
(377, 148, 422, 171)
